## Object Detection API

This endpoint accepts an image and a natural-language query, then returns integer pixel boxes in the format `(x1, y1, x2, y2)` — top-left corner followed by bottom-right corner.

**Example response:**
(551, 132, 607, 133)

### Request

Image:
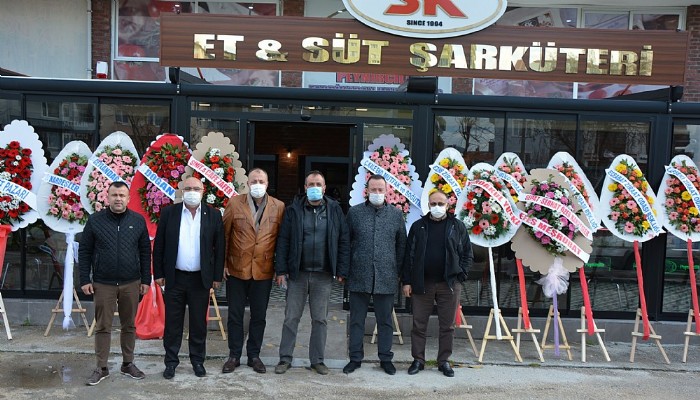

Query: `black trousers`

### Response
(163, 270, 210, 367)
(348, 291, 395, 362)
(226, 276, 273, 358)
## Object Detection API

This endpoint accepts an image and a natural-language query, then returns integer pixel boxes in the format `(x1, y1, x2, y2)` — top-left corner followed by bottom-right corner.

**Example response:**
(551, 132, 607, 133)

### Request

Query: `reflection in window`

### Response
(0, 98, 21, 126)
(100, 103, 170, 156)
(363, 124, 412, 153)
(433, 114, 502, 166)
(580, 119, 650, 187)
(584, 12, 629, 29)
(505, 117, 576, 167)
(27, 100, 98, 163)
(189, 118, 240, 149)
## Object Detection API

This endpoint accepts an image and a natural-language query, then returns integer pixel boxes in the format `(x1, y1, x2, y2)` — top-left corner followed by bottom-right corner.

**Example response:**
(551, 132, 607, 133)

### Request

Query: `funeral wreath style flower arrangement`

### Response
(47, 152, 88, 224)
(495, 153, 528, 203)
(421, 147, 468, 215)
(191, 147, 238, 210)
(660, 157, 700, 235)
(84, 145, 138, 213)
(138, 141, 190, 223)
(0, 140, 33, 225)
(458, 165, 513, 244)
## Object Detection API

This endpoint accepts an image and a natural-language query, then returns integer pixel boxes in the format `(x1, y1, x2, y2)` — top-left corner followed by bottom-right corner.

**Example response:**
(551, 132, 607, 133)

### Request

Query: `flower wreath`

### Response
(47, 153, 88, 224)
(191, 147, 238, 210)
(606, 159, 655, 236)
(85, 145, 138, 212)
(138, 141, 190, 223)
(459, 168, 510, 240)
(429, 156, 468, 214)
(662, 159, 700, 234)
(364, 145, 413, 217)
(525, 175, 579, 256)
(553, 161, 591, 206)
(0, 141, 33, 224)
(497, 155, 527, 202)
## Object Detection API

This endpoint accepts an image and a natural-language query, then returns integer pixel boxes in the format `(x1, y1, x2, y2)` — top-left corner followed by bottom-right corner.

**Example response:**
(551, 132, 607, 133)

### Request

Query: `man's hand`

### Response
(223, 268, 229, 281)
(402, 284, 412, 298)
(275, 274, 287, 287)
(155, 278, 165, 287)
(336, 276, 345, 284)
(213, 281, 221, 290)
(140, 284, 149, 295)
(81, 283, 94, 296)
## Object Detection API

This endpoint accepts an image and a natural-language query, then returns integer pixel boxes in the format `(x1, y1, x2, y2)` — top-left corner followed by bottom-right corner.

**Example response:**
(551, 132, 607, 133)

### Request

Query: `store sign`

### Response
(341, 0, 508, 38)
(160, 14, 689, 85)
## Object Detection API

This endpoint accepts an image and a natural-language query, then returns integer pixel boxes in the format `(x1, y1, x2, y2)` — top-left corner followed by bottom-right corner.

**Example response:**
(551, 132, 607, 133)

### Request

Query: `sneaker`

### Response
(310, 362, 329, 375)
(274, 361, 291, 374)
(87, 368, 109, 386)
(120, 363, 146, 380)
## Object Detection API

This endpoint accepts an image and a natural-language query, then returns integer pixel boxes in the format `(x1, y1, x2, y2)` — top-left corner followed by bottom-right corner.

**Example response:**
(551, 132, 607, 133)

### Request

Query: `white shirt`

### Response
(175, 204, 201, 272)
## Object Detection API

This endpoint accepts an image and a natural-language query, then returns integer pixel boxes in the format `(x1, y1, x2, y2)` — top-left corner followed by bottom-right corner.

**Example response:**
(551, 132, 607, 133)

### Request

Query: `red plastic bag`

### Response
(135, 281, 165, 340)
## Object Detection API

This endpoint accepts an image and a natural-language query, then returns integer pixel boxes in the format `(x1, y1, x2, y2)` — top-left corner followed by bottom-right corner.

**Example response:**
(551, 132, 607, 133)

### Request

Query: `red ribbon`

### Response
(578, 267, 595, 335)
(687, 239, 700, 334)
(516, 258, 531, 329)
(0, 225, 11, 278)
(454, 304, 463, 326)
(634, 240, 650, 340)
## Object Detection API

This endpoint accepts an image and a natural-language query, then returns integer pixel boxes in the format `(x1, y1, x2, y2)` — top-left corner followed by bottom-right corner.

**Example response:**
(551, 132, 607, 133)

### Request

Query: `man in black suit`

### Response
(153, 176, 224, 379)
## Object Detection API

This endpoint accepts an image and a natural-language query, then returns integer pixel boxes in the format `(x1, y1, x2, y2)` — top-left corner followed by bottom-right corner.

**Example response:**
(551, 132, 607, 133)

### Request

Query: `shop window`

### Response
(432, 114, 503, 166)
(114, 1, 279, 83)
(0, 97, 22, 126)
(504, 116, 576, 167)
(189, 117, 240, 150)
(497, 7, 578, 28)
(363, 124, 412, 153)
(663, 121, 700, 313)
(41, 102, 60, 119)
(100, 102, 170, 155)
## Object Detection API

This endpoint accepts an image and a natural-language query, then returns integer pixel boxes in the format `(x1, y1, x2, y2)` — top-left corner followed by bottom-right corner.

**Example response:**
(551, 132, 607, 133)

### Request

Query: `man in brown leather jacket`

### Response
(221, 168, 285, 374)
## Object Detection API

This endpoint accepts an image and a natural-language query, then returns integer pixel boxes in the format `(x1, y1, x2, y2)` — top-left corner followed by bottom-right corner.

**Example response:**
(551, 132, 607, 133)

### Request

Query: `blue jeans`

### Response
(278, 271, 332, 364)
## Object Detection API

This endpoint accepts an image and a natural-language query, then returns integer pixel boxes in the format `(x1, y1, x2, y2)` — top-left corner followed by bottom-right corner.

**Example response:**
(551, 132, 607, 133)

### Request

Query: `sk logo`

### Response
(385, 0, 467, 18)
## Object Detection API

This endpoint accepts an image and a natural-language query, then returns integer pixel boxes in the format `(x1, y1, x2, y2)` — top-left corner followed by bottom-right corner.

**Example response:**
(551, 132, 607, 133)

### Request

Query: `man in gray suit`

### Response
(340, 174, 406, 375)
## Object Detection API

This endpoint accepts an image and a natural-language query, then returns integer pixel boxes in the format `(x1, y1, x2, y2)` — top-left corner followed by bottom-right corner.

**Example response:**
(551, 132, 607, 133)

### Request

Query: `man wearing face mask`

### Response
(340, 174, 406, 375)
(402, 190, 472, 378)
(153, 176, 225, 379)
(274, 170, 350, 375)
(221, 168, 285, 374)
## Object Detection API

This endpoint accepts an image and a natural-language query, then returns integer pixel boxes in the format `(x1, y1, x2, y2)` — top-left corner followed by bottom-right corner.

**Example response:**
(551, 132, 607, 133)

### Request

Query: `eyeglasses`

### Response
(429, 202, 447, 207)
(182, 187, 204, 192)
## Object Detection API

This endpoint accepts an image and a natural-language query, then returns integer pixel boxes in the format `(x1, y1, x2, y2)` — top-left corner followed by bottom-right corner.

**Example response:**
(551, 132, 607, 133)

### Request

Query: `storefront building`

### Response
(1, 1, 700, 325)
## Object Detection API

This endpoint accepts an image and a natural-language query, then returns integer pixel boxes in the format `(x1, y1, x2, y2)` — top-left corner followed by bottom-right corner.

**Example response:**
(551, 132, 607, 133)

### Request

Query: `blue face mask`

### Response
(306, 186, 323, 201)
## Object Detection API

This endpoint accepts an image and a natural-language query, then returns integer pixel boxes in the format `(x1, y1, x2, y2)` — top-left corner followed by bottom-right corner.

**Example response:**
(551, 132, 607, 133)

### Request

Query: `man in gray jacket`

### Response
(340, 174, 406, 375)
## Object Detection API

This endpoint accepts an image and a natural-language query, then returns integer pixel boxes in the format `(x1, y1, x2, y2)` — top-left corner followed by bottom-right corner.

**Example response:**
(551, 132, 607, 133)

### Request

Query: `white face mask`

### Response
(430, 205, 447, 219)
(368, 193, 385, 206)
(183, 191, 202, 207)
(250, 183, 267, 199)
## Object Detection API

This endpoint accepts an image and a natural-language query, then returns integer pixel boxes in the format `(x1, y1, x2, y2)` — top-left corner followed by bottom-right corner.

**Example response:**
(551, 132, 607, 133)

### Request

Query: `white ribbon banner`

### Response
(522, 193, 593, 240)
(187, 158, 237, 198)
(606, 169, 663, 236)
(361, 158, 421, 209)
(495, 170, 524, 195)
(469, 179, 521, 227)
(137, 164, 176, 201)
(518, 212, 590, 263)
(666, 166, 700, 212)
(88, 156, 124, 183)
(430, 164, 463, 198)
(0, 178, 38, 210)
(44, 174, 80, 195)
(558, 173, 601, 232)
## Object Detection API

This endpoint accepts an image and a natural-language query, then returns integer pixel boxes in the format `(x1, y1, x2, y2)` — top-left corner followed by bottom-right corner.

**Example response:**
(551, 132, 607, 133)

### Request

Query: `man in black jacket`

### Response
(273, 170, 350, 375)
(153, 176, 225, 379)
(79, 181, 151, 386)
(402, 190, 472, 378)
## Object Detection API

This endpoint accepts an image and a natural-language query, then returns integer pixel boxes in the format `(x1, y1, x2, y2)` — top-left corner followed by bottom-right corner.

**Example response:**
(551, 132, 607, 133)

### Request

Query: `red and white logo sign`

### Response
(342, 0, 507, 38)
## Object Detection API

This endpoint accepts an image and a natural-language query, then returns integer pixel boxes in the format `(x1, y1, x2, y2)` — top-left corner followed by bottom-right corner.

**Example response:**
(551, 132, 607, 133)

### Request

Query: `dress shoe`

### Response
(162, 366, 176, 380)
(407, 360, 424, 375)
(247, 357, 266, 373)
(438, 362, 454, 377)
(342, 361, 361, 374)
(380, 361, 396, 375)
(222, 357, 240, 373)
(193, 364, 206, 377)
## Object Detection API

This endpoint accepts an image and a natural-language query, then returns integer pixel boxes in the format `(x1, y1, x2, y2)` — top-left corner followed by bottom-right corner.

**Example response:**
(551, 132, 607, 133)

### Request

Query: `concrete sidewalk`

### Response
(2, 301, 700, 372)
